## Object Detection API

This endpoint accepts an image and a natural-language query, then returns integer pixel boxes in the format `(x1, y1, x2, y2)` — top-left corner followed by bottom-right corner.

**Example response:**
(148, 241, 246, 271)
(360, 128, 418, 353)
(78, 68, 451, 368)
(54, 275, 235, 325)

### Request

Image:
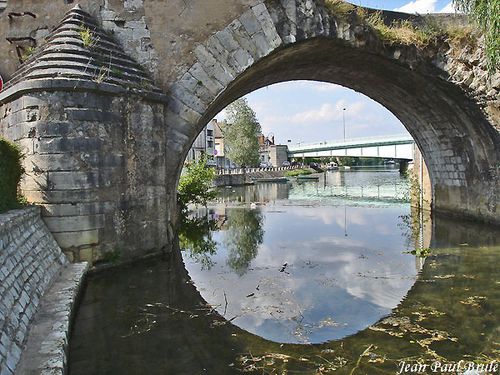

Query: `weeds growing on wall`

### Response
(0, 138, 26, 213)
(366, 12, 436, 47)
(324, 0, 480, 52)
(20, 46, 35, 63)
(324, 0, 355, 20)
(79, 26, 99, 48)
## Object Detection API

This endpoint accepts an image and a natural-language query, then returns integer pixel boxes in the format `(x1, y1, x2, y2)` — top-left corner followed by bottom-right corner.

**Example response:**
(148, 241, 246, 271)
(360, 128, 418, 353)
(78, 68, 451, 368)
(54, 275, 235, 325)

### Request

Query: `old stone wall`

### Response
(214, 169, 292, 187)
(0, 206, 67, 375)
(412, 146, 432, 212)
(0, 89, 173, 263)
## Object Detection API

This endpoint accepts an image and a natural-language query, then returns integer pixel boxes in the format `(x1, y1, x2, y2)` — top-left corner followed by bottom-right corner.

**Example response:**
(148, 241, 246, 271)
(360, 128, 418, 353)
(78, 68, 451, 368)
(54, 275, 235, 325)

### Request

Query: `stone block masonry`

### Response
(15, 262, 88, 375)
(0, 7, 175, 263)
(0, 207, 65, 374)
(0, 207, 88, 375)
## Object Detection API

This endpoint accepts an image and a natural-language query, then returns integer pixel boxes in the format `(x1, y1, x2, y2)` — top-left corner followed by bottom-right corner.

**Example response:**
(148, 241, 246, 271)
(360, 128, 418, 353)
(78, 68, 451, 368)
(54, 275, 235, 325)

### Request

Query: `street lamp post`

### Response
(342, 107, 346, 142)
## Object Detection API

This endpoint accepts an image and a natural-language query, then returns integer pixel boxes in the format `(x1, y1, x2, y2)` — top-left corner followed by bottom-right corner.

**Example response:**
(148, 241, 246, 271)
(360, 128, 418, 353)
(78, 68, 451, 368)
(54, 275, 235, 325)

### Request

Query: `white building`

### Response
(185, 120, 215, 164)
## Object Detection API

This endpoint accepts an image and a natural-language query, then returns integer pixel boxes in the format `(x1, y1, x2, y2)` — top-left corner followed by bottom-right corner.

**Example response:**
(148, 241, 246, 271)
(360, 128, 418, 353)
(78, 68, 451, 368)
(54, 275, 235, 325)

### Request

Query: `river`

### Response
(69, 168, 499, 374)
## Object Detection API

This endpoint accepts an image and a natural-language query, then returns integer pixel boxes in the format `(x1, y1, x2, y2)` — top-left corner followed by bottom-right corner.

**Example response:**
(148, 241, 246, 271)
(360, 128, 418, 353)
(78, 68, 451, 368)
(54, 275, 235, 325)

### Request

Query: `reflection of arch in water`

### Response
(71, 229, 498, 373)
(179, 236, 498, 373)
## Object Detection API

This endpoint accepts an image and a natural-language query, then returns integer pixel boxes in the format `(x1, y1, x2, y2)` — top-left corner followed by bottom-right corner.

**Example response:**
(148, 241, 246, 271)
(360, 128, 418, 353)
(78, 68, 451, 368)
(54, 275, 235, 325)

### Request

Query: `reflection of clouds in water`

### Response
(257, 238, 416, 309)
(183, 202, 417, 343)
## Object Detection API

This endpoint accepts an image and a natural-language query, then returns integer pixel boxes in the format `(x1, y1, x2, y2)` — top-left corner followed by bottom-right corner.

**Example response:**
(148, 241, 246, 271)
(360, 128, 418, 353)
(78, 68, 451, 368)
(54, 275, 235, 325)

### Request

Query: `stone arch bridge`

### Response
(0, 0, 498, 263)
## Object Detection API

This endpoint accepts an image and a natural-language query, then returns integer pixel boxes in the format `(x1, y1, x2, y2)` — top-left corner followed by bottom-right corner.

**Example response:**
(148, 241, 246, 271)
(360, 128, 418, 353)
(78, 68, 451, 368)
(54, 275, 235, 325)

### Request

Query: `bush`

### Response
(284, 168, 314, 177)
(0, 138, 25, 213)
(366, 11, 436, 47)
(177, 156, 217, 213)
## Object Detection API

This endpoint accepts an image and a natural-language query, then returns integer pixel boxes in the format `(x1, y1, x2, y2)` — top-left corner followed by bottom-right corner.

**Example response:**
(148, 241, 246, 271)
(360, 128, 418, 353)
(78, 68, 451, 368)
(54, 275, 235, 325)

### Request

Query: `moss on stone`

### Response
(0, 138, 26, 213)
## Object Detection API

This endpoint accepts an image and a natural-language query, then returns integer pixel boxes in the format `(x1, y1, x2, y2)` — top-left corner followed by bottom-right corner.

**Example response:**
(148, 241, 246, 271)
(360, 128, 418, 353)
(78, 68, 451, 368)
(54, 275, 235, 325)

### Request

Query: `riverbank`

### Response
(0, 207, 87, 375)
(214, 169, 290, 187)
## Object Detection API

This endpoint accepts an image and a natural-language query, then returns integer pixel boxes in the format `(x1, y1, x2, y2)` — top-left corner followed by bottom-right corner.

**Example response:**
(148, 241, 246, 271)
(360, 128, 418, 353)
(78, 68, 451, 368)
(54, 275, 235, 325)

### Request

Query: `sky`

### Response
(215, 0, 458, 145)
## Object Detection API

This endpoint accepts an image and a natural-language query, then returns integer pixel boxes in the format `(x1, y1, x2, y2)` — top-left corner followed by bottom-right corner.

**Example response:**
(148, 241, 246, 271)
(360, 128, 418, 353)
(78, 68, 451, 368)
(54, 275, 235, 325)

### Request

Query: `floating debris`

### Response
(460, 296, 486, 308)
(433, 274, 455, 279)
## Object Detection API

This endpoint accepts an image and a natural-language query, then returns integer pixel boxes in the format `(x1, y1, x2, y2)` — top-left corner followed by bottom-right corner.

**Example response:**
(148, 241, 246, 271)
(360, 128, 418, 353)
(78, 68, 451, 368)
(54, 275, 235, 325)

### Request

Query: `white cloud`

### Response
(394, 0, 437, 13)
(438, 2, 457, 13)
(289, 101, 366, 125)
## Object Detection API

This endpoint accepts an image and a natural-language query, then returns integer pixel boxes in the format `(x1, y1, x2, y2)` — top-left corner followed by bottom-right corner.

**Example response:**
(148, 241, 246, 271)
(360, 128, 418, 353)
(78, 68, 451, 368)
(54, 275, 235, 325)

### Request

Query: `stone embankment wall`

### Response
(214, 169, 292, 187)
(0, 207, 67, 375)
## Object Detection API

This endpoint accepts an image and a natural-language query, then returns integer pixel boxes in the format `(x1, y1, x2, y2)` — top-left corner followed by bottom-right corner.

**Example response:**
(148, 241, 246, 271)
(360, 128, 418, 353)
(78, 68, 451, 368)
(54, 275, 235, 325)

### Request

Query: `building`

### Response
(213, 119, 236, 169)
(258, 134, 274, 165)
(258, 134, 288, 167)
(211, 121, 289, 168)
(185, 119, 215, 164)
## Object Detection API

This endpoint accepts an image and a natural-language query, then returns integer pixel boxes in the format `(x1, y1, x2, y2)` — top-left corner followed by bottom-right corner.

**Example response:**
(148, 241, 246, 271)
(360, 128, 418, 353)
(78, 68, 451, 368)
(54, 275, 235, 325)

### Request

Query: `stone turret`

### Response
(0, 6, 171, 263)
(3, 5, 162, 96)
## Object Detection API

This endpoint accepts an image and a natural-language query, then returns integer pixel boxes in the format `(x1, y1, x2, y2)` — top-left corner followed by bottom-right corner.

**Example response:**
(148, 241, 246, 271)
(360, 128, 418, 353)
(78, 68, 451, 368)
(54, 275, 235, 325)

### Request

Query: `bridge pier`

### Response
(0, 7, 176, 263)
(399, 160, 409, 174)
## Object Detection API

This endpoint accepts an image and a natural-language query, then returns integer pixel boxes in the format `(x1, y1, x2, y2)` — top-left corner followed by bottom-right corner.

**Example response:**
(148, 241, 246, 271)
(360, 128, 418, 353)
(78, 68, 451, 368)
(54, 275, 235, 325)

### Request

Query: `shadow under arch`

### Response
(168, 5, 499, 224)
(68, 226, 499, 374)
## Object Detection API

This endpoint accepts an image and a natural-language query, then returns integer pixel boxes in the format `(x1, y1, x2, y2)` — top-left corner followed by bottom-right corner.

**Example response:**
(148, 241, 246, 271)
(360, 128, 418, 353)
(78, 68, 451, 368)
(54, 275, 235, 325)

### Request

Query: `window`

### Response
(207, 129, 213, 137)
(207, 141, 214, 148)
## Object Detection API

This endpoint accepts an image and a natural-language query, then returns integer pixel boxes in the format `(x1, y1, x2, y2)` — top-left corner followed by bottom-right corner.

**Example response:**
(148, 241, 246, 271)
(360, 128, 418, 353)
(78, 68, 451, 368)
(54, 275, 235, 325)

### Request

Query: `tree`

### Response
(453, 0, 499, 71)
(177, 156, 216, 213)
(224, 98, 262, 167)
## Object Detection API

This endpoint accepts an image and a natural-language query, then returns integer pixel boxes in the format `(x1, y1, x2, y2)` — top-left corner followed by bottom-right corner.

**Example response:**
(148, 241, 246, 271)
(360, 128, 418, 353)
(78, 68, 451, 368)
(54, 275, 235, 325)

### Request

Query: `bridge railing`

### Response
(288, 134, 413, 151)
(216, 165, 298, 175)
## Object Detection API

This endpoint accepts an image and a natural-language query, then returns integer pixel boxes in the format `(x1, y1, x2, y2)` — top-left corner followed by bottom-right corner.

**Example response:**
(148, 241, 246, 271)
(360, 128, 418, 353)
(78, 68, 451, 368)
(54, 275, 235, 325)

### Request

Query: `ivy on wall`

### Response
(0, 138, 26, 213)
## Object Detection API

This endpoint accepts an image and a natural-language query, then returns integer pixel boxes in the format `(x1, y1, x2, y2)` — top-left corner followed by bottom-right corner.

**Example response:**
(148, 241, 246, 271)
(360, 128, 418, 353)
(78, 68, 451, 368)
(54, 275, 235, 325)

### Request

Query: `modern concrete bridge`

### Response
(0, 0, 498, 265)
(288, 135, 415, 159)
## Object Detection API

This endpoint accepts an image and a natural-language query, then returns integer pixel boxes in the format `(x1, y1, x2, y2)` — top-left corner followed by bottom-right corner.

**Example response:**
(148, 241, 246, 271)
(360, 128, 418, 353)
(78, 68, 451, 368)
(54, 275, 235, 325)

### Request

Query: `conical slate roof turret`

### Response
(4, 5, 161, 94)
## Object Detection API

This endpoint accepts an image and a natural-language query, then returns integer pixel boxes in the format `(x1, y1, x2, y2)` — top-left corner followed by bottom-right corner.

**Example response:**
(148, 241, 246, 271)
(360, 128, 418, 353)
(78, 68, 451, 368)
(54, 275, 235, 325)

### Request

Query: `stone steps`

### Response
(3, 5, 161, 95)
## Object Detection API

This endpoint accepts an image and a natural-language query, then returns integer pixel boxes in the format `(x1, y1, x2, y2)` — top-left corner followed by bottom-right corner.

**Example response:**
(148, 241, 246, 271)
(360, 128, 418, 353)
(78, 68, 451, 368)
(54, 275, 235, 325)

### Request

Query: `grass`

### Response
(325, 1, 479, 51)
(324, 0, 355, 20)
(366, 11, 436, 47)
(79, 26, 99, 48)
(284, 168, 314, 177)
(94, 66, 109, 83)
(21, 46, 35, 62)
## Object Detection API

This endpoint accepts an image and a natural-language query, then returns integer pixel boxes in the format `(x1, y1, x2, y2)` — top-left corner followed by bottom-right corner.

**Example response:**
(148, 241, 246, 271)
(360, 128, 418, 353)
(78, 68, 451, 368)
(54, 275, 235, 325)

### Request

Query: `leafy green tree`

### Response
(177, 156, 216, 213)
(453, 0, 499, 71)
(0, 138, 25, 213)
(224, 208, 264, 276)
(224, 98, 262, 167)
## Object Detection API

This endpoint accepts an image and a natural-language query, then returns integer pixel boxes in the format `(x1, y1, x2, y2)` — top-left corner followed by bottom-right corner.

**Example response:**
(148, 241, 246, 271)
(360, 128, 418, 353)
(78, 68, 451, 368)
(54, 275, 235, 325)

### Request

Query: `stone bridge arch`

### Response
(0, 1, 498, 263)
(166, 1, 499, 225)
